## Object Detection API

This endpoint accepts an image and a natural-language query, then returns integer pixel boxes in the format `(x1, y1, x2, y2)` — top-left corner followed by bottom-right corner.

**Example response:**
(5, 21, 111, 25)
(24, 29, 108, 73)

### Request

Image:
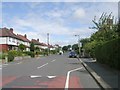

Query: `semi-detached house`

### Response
(31, 39, 48, 51)
(0, 27, 30, 52)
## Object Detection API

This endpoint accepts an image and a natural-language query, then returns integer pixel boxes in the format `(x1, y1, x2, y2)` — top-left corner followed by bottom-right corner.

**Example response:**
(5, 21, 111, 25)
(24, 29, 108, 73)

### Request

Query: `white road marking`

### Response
(37, 63, 48, 69)
(47, 76, 56, 79)
(51, 59, 56, 62)
(30, 75, 42, 78)
(64, 67, 83, 90)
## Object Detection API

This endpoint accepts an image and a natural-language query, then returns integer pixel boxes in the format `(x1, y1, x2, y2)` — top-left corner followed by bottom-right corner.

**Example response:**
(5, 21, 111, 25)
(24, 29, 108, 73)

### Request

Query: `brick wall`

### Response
(0, 44, 8, 52)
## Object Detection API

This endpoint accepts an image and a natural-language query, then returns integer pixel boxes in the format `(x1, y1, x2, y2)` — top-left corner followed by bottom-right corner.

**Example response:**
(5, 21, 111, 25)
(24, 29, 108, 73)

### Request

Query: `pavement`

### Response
(79, 58, 120, 90)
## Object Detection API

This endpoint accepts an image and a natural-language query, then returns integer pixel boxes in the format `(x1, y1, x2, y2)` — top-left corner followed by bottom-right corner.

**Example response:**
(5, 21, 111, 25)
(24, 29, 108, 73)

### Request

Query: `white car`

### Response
(59, 51, 63, 55)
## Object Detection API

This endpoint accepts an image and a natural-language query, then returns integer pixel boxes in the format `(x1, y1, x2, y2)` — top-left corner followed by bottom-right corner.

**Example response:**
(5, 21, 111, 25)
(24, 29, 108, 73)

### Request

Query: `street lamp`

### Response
(74, 35, 81, 58)
(47, 33, 50, 56)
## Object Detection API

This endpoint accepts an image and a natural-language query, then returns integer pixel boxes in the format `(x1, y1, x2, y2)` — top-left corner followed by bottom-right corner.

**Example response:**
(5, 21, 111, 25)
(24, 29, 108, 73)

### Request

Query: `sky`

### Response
(1, 1, 119, 46)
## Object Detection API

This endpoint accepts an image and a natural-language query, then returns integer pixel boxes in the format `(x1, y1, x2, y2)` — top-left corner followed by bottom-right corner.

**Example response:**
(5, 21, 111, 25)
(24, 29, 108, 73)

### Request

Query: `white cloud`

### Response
(2, 2, 118, 46)
(2, 0, 120, 2)
(73, 8, 86, 19)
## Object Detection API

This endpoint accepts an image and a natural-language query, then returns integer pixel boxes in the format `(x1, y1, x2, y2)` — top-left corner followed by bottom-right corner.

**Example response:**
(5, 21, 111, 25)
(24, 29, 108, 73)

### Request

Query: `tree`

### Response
(72, 44, 79, 54)
(80, 38, 90, 48)
(35, 46, 40, 51)
(67, 45, 71, 50)
(62, 46, 68, 51)
(18, 44, 26, 51)
(30, 42, 35, 52)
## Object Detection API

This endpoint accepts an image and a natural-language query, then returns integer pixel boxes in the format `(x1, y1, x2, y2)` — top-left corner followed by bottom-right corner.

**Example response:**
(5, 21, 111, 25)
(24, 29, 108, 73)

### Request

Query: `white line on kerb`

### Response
(64, 67, 83, 90)
(51, 59, 56, 62)
(37, 63, 48, 69)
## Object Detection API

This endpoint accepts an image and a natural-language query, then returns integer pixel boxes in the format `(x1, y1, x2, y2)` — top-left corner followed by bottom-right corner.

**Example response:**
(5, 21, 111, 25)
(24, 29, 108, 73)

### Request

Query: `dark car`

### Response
(69, 51, 77, 58)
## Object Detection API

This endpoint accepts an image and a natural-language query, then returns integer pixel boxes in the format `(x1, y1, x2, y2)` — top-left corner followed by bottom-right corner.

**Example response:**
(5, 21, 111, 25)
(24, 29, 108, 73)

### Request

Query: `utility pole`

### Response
(47, 33, 49, 56)
(75, 35, 81, 58)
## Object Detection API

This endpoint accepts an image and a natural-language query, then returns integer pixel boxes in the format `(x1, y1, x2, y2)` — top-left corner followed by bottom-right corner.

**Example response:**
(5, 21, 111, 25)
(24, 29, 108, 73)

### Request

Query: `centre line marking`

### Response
(64, 67, 83, 90)
(37, 63, 48, 69)
(51, 59, 56, 62)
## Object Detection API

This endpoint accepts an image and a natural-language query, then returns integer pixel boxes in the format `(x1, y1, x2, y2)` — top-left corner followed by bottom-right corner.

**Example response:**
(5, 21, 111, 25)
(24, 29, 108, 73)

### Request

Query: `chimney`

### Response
(24, 34, 27, 38)
(10, 28, 13, 33)
(37, 39, 39, 42)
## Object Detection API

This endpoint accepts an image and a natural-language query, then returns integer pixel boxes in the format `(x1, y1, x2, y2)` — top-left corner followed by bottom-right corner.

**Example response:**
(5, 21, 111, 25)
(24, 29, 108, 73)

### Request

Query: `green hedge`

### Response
(95, 38, 120, 69)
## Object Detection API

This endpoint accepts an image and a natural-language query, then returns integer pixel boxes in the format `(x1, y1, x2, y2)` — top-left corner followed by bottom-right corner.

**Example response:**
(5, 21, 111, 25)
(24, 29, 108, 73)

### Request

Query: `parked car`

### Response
(68, 51, 77, 58)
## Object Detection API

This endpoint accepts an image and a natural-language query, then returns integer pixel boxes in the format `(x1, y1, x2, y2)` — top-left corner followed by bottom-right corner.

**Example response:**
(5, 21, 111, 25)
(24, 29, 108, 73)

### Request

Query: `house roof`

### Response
(0, 27, 19, 39)
(17, 34, 30, 42)
(31, 39, 41, 45)
(31, 39, 48, 46)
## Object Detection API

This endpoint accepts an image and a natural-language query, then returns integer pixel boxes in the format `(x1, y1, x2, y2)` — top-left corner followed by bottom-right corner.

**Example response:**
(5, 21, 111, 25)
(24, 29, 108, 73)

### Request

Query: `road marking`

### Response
(47, 76, 56, 79)
(64, 67, 83, 90)
(30, 75, 42, 78)
(51, 59, 56, 62)
(37, 63, 48, 69)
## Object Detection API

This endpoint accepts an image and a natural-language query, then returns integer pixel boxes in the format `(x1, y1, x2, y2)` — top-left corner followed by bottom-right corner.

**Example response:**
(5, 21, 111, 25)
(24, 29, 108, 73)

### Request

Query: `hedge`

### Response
(95, 38, 120, 69)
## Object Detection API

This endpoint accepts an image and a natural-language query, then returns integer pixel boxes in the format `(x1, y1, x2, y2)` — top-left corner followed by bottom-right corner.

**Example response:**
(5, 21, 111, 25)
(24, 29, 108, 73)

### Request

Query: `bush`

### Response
(8, 50, 23, 57)
(0, 53, 7, 59)
(95, 38, 120, 69)
(30, 52, 35, 58)
(8, 51, 15, 62)
(50, 50, 56, 54)
(23, 51, 35, 57)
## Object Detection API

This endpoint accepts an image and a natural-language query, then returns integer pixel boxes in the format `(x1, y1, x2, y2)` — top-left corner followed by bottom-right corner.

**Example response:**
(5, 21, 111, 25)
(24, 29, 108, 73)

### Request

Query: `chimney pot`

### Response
(10, 28, 13, 33)
(24, 34, 27, 38)
(37, 39, 39, 42)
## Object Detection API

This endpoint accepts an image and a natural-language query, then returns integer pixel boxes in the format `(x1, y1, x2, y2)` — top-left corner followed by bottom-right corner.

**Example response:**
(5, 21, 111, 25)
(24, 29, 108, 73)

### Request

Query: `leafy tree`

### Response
(30, 42, 35, 52)
(18, 44, 26, 51)
(67, 45, 72, 50)
(35, 46, 40, 51)
(72, 44, 78, 50)
(62, 46, 68, 51)
(80, 38, 90, 48)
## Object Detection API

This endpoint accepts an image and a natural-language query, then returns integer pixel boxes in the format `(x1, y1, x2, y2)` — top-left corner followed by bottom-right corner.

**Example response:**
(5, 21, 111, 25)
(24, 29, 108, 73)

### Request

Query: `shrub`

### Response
(8, 50, 23, 57)
(0, 53, 7, 59)
(30, 52, 35, 58)
(23, 51, 35, 57)
(8, 51, 15, 62)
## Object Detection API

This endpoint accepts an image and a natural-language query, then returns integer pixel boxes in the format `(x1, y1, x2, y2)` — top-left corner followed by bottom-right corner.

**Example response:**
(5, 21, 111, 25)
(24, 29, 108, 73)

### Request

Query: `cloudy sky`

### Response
(1, 1, 118, 46)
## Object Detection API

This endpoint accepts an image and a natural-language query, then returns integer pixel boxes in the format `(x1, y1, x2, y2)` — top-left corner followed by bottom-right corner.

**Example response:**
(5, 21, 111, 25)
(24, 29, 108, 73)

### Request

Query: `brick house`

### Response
(0, 28, 19, 51)
(0, 27, 30, 52)
(31, 39, 48, 51)
(17, 34, 30, 51)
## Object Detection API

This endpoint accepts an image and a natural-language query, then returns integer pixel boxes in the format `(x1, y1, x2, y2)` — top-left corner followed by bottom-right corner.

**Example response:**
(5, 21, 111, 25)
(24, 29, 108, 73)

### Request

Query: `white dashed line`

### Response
(51, 59, 56, 62)
(37, 63, 48, 69)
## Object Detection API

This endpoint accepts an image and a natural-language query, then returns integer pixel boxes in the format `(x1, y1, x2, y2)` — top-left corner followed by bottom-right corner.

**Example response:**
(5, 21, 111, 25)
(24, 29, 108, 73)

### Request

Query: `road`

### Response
(1, 53, 101, 89)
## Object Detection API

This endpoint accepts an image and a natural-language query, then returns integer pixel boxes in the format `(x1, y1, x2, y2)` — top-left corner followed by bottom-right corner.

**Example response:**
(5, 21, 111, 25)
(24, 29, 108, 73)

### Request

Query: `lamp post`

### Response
(47, 33, 49, 56)
(75, 35, 81, 58)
